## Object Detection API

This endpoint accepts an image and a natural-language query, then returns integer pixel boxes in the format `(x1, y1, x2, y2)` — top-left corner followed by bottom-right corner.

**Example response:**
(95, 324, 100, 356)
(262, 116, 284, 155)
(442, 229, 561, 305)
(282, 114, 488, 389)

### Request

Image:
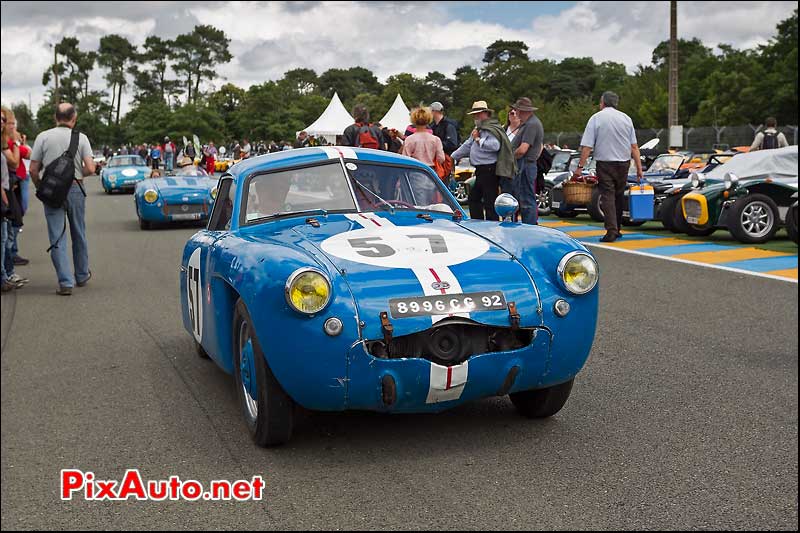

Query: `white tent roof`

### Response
(378, 94, 411, 132)
(300, 92, 354, 138)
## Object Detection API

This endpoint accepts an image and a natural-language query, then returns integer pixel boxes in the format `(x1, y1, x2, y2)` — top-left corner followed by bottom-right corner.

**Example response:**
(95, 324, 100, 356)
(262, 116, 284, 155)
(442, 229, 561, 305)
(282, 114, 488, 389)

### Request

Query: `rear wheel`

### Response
(233, 299, 294, 447)
(510, 379, 574, 418)
(727, 194, 779, 244)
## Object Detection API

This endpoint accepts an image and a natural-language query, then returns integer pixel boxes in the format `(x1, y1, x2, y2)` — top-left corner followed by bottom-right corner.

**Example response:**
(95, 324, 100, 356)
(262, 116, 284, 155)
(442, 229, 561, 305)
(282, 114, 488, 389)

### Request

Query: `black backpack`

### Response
(36, 130, 80, 209)
(762, 131, 779, 150)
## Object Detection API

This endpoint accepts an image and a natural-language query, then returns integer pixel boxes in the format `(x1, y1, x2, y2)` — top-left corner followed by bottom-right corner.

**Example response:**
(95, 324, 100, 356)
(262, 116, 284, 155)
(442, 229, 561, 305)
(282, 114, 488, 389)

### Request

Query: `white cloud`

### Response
(0, 1, 795, 115)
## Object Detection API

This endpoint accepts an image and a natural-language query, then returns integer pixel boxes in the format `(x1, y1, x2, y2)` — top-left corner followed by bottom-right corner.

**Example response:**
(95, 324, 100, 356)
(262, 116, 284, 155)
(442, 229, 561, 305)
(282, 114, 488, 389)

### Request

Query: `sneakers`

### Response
(7, 273, 29, 287)
(13, 255, 30, 266)
(76, 271, 92, 287)
(56, 286, 73, 296)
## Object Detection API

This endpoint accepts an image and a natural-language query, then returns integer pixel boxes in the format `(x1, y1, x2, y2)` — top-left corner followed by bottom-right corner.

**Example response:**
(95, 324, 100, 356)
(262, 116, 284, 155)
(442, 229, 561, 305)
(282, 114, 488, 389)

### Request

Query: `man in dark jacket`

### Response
(342, 105, 383, 149)
(429, 102, 459, 155)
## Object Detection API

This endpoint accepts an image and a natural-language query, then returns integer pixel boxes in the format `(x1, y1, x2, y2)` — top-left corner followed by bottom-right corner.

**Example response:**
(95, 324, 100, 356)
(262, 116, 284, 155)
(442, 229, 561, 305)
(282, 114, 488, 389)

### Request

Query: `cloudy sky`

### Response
(0, 1, 795, 113)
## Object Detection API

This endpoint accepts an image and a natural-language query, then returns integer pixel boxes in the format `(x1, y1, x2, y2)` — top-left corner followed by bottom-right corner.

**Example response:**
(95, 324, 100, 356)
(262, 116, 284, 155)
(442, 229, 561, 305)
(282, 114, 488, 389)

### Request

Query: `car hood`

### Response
(106, 166, 150, 177)
(152, 176, 215, 201)
(292, 212, 542, 339)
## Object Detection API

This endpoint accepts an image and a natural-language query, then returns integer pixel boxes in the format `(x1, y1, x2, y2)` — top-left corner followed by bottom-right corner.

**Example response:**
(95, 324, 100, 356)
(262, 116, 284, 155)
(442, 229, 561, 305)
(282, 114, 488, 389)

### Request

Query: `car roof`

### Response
(226, 147, 436, 182)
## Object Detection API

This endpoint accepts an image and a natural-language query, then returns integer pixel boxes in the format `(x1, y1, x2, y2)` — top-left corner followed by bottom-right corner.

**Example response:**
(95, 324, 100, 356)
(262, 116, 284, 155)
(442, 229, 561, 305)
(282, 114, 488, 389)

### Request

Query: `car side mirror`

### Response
(495, 193, 519, 221)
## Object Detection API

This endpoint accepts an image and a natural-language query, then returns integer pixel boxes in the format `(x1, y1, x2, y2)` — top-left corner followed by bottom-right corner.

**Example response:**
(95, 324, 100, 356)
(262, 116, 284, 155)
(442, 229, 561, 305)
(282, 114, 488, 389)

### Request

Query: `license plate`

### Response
(552, 201, 560, 208)
(171, 213, 201, 221)
(686, 216, 699, 224)
(389, 291, 506, 318)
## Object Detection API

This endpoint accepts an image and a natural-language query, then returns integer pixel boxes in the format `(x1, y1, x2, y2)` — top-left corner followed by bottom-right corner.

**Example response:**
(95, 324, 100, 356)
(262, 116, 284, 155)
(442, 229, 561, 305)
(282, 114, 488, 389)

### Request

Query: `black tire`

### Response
(537, 184, 553, 216)
(727, 194, 780, 244)
(555, 206, 579, 218)
(587, 187, 604, 222)
(139, 217, 151, 230)
(233, 299, 294, 447)
(659, 194, 680, 232)
(510, 379, 574, 418)
(195, 341, 210, 359)
(786, 204, 798, 244)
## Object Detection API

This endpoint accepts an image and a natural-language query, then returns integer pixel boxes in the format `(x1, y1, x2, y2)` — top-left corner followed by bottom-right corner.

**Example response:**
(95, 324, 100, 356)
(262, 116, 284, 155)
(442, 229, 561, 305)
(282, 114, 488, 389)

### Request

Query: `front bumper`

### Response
(138, 198, 212, 222)
(344, 327, 567, 413)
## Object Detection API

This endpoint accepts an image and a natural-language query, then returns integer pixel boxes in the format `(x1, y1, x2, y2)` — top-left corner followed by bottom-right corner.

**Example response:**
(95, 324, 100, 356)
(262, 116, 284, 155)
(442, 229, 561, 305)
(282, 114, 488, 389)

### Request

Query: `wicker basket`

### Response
(562, 181, 594, 205)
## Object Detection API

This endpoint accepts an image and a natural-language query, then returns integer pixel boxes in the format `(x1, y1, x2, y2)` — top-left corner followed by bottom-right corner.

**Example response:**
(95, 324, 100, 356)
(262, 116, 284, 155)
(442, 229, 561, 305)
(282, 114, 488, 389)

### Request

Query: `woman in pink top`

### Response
(401, 107, 444, 168)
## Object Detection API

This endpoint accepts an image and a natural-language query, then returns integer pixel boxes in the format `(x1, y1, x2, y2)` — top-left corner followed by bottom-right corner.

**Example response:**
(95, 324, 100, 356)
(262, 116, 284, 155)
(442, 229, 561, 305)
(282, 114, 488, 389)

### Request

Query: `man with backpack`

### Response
(750, 117, 789, 151)
(342, 105, 384, 150)
(29, 103, 95, 296)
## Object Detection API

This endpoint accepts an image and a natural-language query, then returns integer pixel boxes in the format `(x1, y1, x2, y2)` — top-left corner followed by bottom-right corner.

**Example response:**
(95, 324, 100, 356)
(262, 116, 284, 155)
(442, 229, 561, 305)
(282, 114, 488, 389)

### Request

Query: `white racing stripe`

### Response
(426, 361, 468, 404)
(321, 146, 358, 160)
(344, 214, 469, 322)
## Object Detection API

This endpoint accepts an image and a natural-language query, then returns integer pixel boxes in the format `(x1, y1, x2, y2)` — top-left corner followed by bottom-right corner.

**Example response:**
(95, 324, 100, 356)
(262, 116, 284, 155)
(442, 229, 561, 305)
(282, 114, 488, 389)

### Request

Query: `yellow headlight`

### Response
(143, 189, 158, 203)
(285, 269, 331, 314)
(558, 252, 598, 295)
(210, 186, 218, 199)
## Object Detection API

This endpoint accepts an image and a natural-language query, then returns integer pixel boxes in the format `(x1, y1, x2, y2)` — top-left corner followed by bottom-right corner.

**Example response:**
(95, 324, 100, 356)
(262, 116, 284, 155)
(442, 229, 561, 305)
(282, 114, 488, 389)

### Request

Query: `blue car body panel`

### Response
(179, 147, 598, 413)
(135, 175, 218, 223)
(101, 156, 151, 192)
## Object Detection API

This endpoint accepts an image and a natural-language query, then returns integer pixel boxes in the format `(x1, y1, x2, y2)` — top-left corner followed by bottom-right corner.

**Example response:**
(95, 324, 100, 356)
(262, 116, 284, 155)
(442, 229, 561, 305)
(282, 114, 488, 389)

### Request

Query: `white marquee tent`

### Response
(299, 92, 354, 144)
(378, 93, 411, 132)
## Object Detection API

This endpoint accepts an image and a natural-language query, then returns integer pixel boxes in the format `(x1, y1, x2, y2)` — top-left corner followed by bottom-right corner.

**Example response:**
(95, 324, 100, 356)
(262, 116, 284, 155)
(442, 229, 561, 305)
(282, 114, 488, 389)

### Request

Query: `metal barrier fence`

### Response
(545, 125, 798, 152)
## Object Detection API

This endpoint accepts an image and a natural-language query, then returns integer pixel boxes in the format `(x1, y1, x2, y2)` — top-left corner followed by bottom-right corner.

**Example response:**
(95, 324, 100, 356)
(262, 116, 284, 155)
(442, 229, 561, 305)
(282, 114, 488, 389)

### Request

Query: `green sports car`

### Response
(680, 146, 798, 244)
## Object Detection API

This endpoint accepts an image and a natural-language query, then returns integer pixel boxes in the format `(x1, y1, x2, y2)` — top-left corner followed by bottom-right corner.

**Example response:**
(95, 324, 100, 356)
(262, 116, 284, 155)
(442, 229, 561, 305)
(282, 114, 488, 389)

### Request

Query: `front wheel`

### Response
(455, 182, 469, 204)
(727, 194, 779, 244)
(587, 187, 604, 222)
(510, 379, 574, 418)
(139, 217, 151, 230)
(786, 204, 798, 244)
(233, 299, 294, 447)
(537, 184, 553, 216)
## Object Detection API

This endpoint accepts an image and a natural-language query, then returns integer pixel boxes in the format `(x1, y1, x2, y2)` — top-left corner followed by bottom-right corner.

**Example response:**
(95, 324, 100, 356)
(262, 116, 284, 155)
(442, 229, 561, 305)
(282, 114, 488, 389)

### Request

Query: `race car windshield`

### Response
(648, 155, 684, 172)
(175, 165, 208, 176)
(550, 151, 572, 172)
(244, 162, 356, 222)
(109, 156, 146, 167)
(347, 162, 457, 215)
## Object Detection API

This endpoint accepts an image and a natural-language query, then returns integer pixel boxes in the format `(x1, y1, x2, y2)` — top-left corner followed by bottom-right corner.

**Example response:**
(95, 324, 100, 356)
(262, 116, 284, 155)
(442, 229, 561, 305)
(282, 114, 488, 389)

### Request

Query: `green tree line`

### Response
(8, 9, 796, 146)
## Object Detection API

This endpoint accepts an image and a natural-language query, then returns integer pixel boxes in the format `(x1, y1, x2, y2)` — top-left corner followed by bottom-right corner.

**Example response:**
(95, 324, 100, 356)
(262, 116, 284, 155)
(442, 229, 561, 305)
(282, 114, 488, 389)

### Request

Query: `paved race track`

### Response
(1, 177, 797, 530)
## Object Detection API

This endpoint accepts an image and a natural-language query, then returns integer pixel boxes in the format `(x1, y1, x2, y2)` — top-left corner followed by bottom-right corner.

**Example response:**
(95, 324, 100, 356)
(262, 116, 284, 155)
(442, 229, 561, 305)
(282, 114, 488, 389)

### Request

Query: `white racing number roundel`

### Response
(122, 168, 138, 177)
(320, 226, 489, 269)
(186, 248, 203, 342)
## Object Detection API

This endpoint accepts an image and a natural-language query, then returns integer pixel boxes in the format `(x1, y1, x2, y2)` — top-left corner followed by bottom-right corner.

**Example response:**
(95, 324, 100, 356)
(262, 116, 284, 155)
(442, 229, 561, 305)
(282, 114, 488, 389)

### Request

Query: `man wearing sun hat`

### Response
(508, 97, 544, 224)
(451, 100, 516, 220)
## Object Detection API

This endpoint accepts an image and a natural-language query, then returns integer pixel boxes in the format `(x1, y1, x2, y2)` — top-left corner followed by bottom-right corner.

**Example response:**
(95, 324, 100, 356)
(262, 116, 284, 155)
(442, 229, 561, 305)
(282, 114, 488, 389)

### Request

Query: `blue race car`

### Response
(134, 165, 218, 230)
(101, 155, 152, 193)
(180, 147, 600, 446)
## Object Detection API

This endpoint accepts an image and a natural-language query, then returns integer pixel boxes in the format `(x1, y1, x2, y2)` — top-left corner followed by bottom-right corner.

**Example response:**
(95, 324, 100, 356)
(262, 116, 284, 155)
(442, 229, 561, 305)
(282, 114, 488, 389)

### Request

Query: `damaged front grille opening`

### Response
(367, 318, 535, 366)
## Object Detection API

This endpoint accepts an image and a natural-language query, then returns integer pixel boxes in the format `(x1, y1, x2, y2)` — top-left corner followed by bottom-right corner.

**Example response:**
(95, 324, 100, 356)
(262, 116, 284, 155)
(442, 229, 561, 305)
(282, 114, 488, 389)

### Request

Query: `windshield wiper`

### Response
(269, 208, 329, 219)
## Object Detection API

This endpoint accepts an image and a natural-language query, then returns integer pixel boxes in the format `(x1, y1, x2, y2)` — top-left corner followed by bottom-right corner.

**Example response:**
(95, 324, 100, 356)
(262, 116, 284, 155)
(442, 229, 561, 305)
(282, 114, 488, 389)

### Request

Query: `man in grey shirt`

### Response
(574, 91, 643, 242)
(30, 103, 95, 295)
(508, 97, 544, 224)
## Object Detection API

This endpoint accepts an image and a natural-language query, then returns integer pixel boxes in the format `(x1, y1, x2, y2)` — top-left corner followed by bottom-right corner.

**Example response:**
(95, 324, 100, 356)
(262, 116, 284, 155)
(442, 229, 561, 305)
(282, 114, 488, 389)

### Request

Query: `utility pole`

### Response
(668, 0, 678, 127)
(51, 43, 60, 104)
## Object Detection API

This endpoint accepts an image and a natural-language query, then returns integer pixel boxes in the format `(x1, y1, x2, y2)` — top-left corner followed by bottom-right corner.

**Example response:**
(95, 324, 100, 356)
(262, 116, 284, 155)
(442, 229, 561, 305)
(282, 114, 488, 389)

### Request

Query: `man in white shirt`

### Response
(573, 91, 643, 242)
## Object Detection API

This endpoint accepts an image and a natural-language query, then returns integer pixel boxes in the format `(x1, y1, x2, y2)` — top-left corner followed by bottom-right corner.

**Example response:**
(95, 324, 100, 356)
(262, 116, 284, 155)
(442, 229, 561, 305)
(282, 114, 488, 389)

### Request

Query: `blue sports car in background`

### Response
(101, 155, 152, 193)
(179, 147, 600, 446)
(134, 165, 218, 229)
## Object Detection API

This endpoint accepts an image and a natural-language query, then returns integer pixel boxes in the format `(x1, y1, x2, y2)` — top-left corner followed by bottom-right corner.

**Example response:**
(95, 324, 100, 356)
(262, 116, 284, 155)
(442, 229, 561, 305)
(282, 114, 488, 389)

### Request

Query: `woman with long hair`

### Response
(401, 107, 445, 168)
